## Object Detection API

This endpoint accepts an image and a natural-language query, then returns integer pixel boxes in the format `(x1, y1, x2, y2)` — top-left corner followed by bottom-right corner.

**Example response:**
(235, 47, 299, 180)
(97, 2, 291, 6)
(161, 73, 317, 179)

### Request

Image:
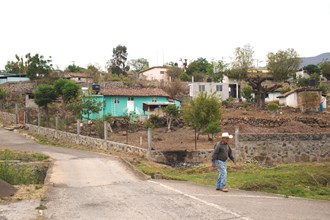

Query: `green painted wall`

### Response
(82, 95, 180, 120)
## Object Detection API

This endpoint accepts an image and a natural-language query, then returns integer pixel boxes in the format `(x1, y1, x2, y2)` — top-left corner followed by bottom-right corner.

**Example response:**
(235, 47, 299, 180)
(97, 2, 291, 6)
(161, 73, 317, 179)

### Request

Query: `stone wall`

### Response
(237, 133, 330, 163)
(0, 111, 16, 125)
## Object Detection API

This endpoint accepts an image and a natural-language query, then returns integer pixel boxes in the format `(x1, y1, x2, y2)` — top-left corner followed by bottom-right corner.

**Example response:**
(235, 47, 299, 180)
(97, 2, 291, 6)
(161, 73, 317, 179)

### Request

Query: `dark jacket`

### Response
(212, 141, 234, 163)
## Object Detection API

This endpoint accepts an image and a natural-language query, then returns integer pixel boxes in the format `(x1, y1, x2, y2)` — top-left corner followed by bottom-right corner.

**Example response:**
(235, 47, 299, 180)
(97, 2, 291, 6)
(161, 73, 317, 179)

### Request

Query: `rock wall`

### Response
(237, 133, 330, 163)
(0, 111, 16, 125)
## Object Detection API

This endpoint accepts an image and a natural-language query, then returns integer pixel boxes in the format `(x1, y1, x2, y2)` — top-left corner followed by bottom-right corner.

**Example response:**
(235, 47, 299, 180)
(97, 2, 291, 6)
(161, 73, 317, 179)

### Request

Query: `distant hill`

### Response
(300, 53, 330, 68)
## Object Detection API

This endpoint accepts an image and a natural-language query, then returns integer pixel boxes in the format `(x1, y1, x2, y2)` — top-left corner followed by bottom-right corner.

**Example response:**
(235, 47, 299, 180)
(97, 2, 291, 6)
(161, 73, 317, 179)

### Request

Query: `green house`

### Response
(83, 87, 180, 120)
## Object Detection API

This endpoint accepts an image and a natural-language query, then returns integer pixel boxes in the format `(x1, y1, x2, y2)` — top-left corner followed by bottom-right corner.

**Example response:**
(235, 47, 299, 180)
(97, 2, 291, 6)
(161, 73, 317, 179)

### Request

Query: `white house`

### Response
(277, 87, 322, 112)
(188, 82, 238, 100)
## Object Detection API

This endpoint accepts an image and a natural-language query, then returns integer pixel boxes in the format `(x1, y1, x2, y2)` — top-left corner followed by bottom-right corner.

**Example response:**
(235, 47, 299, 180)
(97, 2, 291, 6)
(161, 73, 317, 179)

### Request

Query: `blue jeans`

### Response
(214, 160, 227, 188)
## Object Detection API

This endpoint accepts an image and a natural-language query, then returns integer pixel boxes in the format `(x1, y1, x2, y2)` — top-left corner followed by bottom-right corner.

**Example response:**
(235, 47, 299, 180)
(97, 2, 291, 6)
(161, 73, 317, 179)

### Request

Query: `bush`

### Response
(267, 102, 279, 111)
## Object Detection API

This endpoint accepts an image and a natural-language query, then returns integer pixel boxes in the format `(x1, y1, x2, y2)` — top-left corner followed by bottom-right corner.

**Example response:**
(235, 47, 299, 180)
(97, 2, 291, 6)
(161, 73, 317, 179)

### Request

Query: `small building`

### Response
(0, 73, 29, 84)
(83, 87, 180, 120)
(188, 82, 238, 100)
(277, 87, 322, 112)
(138, 66, 170, 82)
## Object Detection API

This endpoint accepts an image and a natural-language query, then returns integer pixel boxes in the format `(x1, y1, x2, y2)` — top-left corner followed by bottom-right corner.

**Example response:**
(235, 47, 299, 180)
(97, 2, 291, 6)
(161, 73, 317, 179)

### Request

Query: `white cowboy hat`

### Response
(221, 132, 233, 139)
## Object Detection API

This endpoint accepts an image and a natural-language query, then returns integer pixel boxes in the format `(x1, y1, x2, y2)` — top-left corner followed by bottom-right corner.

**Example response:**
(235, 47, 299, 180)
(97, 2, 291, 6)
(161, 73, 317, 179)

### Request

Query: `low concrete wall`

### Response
(28, 124, 148, 158)
(237, 133, 330, 163)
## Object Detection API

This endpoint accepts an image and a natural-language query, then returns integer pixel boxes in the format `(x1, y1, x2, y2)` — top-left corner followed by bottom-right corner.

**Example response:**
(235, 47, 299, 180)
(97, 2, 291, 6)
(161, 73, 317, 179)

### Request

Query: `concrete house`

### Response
(277, 87, 323, 112)
(0, 73, 29, 84)
(139, 66, 170, 82)
(188, 82, 238, 100)
(83, 87, 180, 120)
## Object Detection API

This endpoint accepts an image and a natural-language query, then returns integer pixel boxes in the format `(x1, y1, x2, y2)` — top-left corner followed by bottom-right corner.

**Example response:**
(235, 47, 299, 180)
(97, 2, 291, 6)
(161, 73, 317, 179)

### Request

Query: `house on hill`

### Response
(83, 87, 180, 120)
(138, 66, 170, 82)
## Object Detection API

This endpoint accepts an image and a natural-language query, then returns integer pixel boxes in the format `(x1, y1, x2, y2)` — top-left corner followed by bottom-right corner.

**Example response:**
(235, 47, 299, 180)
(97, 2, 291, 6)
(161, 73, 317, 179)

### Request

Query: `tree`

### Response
(166, 66, 183, 80)
(182, 92, 222, 150)
(164, 79, 187, 99)
(33, 84, 57, 125)
(208, 59, 229, 82)
(80, 96, 102, 120)
(319, 61, 330, 80)
(26, 54, 53, 79)
(4, 54, 29, 74)
(303, 64, 320, 74)
(204, 121, 221, 142)
(186, 58, 210, 76)
(107, 45, 130, 76)
(0, 88, 6, 108)
(241, 85, 254, 103)
(162, 104, 180, 132)
(54, 79, 80, 104)
(228, 44, 255, 83)
(246, 74, 282, 108)
(128, 58, 149, 73)
(65, 63, 85, 73)
(267, 48, 301, 82)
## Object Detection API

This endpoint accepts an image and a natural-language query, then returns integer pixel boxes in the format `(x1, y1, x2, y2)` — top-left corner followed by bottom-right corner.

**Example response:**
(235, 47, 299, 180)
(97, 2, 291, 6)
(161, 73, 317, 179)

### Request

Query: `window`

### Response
(152, 97, 157, 102)
(114, 98, 120, 104)
(128, 97, 134, 101)
(199, 85, 205, 91)
(216, 85, 222, 92)
(160, 71, 165, 74)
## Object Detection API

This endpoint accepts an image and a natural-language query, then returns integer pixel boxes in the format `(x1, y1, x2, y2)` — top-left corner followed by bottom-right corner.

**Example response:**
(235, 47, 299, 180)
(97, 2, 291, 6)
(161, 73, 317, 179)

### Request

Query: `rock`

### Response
(0, 179, 17, 197)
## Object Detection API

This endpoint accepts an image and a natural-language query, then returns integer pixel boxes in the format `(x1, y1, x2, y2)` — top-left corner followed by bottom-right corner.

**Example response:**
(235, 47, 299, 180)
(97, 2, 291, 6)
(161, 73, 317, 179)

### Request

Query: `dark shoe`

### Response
(216, 188, 221, 191)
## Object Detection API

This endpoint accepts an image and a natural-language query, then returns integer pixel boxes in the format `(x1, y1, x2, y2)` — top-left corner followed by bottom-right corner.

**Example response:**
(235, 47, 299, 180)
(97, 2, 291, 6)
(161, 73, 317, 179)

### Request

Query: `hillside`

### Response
(300, 52, 330, 68)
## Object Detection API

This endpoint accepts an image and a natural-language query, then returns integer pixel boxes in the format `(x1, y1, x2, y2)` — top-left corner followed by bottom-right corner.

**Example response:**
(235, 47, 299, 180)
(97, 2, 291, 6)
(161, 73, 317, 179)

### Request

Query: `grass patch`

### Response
(133, 160, 330, 200)
(0, 149, 50, 185)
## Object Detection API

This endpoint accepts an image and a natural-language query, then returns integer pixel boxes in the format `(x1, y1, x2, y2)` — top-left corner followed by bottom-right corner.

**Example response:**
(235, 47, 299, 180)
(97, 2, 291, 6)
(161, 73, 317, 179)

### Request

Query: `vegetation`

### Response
(182, 92, 222, 149)
(162, 104, 180, 132)
(107, 45, 130, 76)
(133, 160, 330, 200)
(0, 149, 49, 185)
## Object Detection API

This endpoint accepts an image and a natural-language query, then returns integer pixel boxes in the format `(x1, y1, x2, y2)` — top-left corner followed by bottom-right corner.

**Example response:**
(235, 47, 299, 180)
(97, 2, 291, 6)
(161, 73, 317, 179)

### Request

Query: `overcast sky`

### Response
(1, 0, 329, 71)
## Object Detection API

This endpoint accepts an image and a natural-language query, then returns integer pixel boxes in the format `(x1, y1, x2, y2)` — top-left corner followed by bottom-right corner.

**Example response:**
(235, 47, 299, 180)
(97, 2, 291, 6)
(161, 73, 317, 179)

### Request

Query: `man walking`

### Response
(212, 132, 236, 192)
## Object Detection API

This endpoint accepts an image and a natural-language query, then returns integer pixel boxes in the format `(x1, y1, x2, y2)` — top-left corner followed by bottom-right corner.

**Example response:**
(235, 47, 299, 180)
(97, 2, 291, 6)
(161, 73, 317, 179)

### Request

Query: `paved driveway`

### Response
(0, 128, 329, 220)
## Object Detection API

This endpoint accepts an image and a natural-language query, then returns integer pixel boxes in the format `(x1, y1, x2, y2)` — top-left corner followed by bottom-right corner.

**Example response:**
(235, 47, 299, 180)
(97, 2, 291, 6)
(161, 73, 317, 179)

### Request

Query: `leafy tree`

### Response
(33, 84, 57, 124)
(319, 61, 330, 80)
(228, 44, 255, 83)
(186, 58, 210, 76)
(208, 59, 229, 82)
(179, 72, 191, 82)
(79, 96, 102, 120)
(164, 79, 187, 99)
(241, 85, 254, 103)
(128, 58, 149, 73)
(319, 83, 328, 96)
(182, 92, 222, 150)
(65, 63, 86, 73)
(192, 72, 207, 82)
(54, 79, 80, 104)
(4, 54, 29, 73)
(26, 54, 53, 79)
(267, 48, 301, 82)
(166, 66, 183, 80)
(204, 121, 221, 142)
(107, 45, 130, 76)
(303, 64, 320, 74)
(162, 104, 180, 132)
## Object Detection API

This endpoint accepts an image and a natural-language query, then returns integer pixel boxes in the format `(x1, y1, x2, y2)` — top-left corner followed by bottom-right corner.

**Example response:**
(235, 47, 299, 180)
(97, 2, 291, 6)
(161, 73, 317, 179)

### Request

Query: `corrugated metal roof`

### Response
(101, 87, 169, 97)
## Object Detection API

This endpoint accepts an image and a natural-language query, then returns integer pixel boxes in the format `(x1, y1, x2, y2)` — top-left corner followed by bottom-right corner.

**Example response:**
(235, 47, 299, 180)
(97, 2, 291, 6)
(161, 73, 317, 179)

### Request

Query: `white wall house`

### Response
(139, 66, 170, 82)
(188, 82, 238, 100)
(277, 87, 322, 112)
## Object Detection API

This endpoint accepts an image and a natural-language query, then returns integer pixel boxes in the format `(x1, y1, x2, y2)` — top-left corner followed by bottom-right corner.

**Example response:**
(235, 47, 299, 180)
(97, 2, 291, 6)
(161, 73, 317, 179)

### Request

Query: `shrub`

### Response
(267, 102, 279, 111)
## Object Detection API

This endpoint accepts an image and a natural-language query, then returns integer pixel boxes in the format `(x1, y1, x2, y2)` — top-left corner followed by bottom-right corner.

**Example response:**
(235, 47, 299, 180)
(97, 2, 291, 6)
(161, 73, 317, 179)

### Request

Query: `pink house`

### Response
(139, 66, 170, 82)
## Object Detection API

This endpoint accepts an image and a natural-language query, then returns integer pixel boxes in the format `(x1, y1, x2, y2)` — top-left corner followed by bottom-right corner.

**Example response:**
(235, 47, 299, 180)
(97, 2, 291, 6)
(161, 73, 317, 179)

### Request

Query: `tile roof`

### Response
(277, 87, 321, 98)
(101, 87, 169, 97)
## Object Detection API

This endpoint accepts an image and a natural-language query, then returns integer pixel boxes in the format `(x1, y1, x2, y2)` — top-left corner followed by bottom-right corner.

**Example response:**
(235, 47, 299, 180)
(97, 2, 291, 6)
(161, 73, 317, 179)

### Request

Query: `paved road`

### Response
(0, 128, 329, 220)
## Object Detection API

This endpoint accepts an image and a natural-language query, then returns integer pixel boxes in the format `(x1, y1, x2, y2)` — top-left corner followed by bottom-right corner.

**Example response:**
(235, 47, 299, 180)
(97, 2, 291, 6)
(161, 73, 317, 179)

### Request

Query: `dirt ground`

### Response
(108, 106, 330, 151)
